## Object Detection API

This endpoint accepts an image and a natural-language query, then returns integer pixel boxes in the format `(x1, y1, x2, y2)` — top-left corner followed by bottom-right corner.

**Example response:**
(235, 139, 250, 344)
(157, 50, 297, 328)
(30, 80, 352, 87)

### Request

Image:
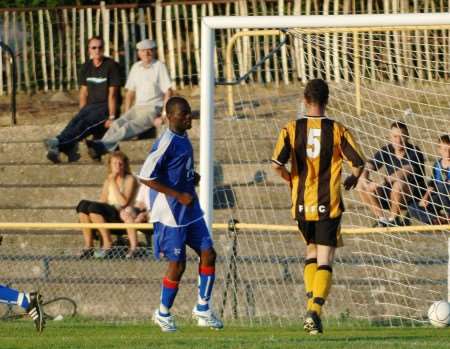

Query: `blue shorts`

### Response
(153, 218, 214, 261)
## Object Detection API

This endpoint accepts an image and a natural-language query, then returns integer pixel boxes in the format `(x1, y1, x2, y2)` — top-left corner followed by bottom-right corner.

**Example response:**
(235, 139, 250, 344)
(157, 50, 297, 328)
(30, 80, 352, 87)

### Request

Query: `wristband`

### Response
(108, 115, 115, 120)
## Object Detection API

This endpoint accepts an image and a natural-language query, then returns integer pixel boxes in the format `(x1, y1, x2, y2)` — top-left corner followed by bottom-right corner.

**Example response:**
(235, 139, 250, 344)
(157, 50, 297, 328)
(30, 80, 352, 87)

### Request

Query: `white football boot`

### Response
(152, 309, 177, 332)
(192, 306, 224, 329)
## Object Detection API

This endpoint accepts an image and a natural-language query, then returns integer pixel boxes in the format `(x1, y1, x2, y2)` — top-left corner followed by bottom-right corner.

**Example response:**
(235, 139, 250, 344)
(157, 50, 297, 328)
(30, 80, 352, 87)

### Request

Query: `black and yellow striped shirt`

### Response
(272, 117, 365, 221)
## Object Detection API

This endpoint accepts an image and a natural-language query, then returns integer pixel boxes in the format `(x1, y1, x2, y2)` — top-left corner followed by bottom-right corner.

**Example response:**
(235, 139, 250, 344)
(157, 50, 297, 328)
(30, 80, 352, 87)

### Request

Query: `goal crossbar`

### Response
(202, 13, 450, 30)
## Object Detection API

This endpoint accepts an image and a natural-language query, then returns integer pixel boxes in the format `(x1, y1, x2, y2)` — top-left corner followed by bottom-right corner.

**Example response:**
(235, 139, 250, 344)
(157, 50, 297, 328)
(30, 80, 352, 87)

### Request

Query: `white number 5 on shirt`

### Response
(307, 128, 321, 158)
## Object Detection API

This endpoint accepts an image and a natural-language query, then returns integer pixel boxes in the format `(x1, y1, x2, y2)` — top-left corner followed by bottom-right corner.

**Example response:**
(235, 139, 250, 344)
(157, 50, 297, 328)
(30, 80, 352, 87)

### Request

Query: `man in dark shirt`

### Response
(357, 122, 426, 226)
(45, 36, 121, 163)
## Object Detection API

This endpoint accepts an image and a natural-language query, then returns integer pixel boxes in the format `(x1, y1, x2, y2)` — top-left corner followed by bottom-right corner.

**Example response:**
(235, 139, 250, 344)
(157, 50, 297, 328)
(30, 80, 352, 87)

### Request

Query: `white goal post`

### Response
(199, 12, 450, 229)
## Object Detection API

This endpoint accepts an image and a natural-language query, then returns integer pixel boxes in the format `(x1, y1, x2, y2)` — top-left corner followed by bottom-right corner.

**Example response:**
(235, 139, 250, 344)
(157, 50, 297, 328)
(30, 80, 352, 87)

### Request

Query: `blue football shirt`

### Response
(138, 129, 203, 227)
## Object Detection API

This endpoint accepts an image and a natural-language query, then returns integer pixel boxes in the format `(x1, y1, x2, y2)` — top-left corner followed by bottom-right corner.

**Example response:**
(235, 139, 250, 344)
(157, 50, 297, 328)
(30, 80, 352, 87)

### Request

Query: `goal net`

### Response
(203, 16, 450, 326)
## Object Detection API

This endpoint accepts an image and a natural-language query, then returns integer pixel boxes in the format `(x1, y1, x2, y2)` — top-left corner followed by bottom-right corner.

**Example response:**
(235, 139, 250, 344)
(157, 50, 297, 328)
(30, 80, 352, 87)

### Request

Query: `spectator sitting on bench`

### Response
(408, 134, 449, 224)
(87, 39, 172, 161)
(76, 151, 137, 259)
(45, 36, 121, 163)
(120, 184, 151, 258)
(356, 121, 426, 227)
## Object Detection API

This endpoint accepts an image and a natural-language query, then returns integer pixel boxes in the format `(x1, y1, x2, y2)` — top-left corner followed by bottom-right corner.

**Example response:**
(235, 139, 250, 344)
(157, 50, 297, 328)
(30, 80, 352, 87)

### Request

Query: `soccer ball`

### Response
(428, 301, 450, 328)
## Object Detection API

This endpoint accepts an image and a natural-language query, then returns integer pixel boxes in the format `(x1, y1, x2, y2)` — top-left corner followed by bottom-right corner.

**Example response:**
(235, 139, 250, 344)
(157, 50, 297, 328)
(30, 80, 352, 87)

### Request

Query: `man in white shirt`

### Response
(87, 39, 173, 160)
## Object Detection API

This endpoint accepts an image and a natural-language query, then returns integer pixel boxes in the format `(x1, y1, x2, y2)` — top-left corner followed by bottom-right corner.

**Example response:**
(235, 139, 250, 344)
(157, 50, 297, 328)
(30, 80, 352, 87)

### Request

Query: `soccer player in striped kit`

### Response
(138, 97, 223, 332)
(272, 79, 365, 334)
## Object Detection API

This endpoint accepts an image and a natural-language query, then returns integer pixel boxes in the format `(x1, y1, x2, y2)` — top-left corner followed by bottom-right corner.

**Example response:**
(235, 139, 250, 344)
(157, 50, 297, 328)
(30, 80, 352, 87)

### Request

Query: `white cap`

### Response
(136, 39, 156, 50)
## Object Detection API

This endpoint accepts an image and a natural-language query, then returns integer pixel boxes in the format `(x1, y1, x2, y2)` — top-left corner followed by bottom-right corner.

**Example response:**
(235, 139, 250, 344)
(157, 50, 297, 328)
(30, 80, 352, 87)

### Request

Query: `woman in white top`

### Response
(76, 151, 137, 258)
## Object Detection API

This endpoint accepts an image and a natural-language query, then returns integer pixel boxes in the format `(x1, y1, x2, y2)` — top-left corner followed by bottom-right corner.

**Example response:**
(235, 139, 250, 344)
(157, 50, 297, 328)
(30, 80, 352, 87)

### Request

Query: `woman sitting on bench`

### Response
(76, 151, 137, 259)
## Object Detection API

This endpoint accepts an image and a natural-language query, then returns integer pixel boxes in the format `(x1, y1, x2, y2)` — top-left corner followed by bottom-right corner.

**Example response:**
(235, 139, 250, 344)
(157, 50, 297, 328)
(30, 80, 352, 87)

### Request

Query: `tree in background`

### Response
(0, 0, 154, 7)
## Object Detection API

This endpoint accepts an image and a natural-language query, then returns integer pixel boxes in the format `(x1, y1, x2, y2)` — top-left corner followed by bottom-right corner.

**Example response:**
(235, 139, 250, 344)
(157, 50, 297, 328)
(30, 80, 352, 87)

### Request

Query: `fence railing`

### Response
(1, 221, 448, 321)
(0, 0, 450, 95)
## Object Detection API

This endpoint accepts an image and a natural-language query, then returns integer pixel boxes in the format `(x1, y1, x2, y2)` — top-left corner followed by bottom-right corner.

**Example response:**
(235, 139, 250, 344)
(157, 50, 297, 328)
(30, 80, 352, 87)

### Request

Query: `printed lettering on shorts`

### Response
(173, 248, 182, 256)
(298, 205, 327, 214)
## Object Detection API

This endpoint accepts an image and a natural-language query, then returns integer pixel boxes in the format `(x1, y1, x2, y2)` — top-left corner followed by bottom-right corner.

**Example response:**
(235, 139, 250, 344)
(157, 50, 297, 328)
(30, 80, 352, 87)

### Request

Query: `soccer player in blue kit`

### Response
(138, 96, 223, 332)
(0, 285, 44, 332)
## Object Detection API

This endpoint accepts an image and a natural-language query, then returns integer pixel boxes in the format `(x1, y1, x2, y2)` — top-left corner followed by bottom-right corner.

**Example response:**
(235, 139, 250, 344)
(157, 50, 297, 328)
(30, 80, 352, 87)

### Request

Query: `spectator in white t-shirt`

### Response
(87, 39, 173, 161)
(120, 184, 150, 258)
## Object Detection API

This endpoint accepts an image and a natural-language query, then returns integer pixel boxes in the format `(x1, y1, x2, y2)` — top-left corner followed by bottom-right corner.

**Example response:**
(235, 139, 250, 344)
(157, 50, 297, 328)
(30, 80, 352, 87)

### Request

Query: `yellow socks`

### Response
(303, 258, 317, 311)
(310, 265, 333, 316)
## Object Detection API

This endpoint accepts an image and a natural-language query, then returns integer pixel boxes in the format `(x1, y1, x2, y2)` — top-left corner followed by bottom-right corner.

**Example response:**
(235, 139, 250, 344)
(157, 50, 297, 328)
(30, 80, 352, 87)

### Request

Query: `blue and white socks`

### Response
(159, 277, 179, 317)
(158, 265, 216, 316)
(196, 266, 216, 312)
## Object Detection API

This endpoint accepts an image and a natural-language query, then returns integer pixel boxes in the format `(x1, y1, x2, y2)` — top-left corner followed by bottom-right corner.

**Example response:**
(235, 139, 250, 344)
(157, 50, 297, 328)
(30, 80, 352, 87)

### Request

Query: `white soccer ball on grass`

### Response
(428, 300, 450, 328)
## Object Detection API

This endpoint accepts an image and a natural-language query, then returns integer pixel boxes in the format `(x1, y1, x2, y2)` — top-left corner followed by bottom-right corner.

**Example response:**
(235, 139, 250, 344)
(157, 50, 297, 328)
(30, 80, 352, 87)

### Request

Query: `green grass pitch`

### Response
(1, 319, 449, 349)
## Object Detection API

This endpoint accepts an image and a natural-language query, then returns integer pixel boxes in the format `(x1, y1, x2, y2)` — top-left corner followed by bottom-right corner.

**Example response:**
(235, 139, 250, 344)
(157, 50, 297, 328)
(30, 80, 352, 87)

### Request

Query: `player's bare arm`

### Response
(140, 178, 193, 206)
(271, 162, 291, 184)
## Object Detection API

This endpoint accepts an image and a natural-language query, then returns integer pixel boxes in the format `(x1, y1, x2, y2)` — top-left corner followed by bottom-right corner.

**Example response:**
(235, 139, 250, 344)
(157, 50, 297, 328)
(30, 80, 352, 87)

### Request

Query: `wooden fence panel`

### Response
(0, 1, 449, 94)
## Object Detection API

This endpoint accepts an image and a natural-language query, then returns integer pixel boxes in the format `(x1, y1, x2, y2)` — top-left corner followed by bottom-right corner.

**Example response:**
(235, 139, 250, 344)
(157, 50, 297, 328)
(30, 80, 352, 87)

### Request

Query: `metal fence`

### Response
(0, 222, 448, 325)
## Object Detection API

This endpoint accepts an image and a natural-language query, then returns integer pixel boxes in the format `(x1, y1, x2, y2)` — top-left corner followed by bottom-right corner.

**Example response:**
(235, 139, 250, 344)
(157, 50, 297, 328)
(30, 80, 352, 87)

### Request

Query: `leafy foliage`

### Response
(0, 0, 153, 8)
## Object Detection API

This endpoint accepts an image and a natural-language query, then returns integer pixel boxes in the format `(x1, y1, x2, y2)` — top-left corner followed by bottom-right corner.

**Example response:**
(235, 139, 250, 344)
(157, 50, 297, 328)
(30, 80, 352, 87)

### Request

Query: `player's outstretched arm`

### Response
(140, 178, 193, 206)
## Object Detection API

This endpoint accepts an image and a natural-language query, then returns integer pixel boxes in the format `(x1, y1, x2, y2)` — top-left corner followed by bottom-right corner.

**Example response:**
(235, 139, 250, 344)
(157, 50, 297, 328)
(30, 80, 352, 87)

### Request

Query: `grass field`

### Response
(1, 319, 449, 349)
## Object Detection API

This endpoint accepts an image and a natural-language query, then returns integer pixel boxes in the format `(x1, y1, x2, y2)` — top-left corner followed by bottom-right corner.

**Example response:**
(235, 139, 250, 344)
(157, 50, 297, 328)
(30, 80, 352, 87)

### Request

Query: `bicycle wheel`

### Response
(42, 297, 77, 320)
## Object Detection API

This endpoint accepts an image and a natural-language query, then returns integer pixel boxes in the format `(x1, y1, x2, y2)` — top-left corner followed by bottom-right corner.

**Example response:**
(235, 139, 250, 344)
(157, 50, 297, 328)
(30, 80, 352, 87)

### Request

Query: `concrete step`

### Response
(0, 184, 291, 209)
(0, 119, 442, 170)
(4, 113, 443, 155)
(0, 203, 375, 228)
(0, 135, 439, 173)
(0, 163, 284, 186)
(0, 208, 78, 223)
(0, 184, 406, 216)
(0, 117, 289, 142)
(0, 137, 276, 164)
(0, 114, 352, 145)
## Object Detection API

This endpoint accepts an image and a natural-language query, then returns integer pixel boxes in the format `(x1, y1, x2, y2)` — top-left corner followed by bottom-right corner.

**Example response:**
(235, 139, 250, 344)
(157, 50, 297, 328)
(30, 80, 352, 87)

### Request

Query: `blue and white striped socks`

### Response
(197, 266, 215, 312)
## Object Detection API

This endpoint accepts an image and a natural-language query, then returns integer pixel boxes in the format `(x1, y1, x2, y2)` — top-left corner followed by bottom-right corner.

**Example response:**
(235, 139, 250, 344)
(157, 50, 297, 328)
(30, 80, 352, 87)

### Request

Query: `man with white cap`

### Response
(87, 39, 173, 160)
